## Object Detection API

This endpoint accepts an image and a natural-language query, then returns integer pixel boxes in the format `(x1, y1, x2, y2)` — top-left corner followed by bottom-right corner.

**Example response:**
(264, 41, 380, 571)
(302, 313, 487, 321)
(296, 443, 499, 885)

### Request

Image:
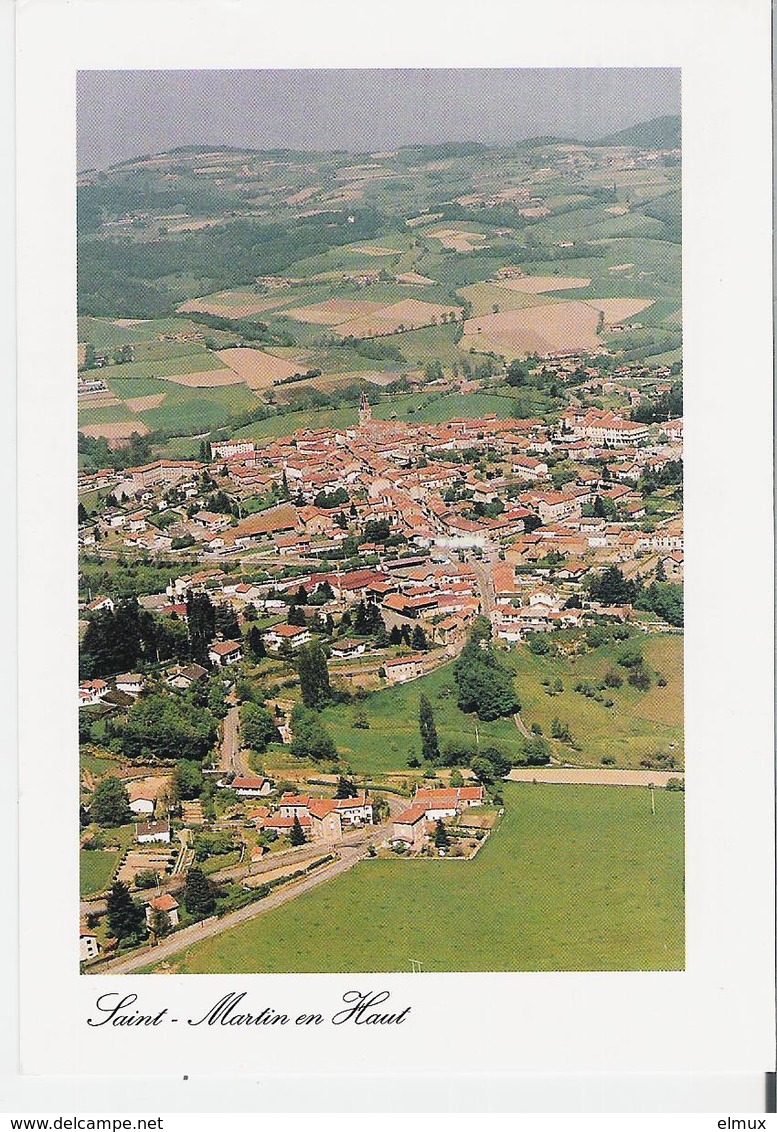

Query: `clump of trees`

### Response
(80, 597, 189, 679)
(241, 702, 280, 752)
(586, 566, 637, 607)
(90, 775, 131, 827)
(184, 866, 217, 918)
(290, 815, 307, 846)
(109, 692, 217, 762)
(453, 618, 520, 721)
(635, 582, 683, 627)
(419, 694, 440, 763)
(289, 705, 337, 762)
(632, 382, 682, 424)
(106, 881, 145, 943)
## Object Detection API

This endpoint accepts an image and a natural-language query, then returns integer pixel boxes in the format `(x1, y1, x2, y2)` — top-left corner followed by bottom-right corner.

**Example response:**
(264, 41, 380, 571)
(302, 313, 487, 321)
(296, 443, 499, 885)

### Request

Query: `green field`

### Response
(506, 634, 684, 766)
(78, 402, 143, 426)
(93, 348, 230, 383)
(107, 375, 171, 399)
(136, 382, 260, 432)
(392, 391, 519, 424)
(317, 634, 683, 775)
(80, 850, 122, 897)
(231, 405, 357, 443)
(80, 823, 135, 896)
(320, 659, 526, 775)
(190, 391, 518, 448)
(143, 781, 684, 973)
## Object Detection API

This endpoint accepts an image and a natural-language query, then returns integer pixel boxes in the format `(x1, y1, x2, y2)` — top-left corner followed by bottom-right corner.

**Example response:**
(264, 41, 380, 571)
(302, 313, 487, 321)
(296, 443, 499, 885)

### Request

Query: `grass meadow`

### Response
(143, 781, 684, 973)
(311, 634, 683, 777)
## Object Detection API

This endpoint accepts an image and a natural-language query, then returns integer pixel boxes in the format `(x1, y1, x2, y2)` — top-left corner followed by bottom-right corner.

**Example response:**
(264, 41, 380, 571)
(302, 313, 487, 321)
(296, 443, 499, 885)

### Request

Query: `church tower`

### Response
(358, 391, 372, 427)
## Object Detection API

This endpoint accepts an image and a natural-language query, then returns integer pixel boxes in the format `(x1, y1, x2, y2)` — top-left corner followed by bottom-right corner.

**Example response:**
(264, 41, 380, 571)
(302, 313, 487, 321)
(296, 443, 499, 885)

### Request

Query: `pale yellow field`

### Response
(282, 299, 386, 325)
(285, 186, 322, 206)
(458, 282, 561, 318)
(405, 212, 444, 228)
(79, 420, 150, 440)
(178, 291, 286, 318)
(168, 219, 218, 232)
(125, 393, 167, 412)
(321, 187, 364, 203)
(428, 228, 489, 252)
(584, 298, 655, 323)
(217, 347, 304, 388)
(463, 301, 604, 358)
(78, 394, 122, 408)
(396, 272, 435, 285)
(347, 246, 401, 257)
(334, 298, 461, 338)
(499, 276, 592, 294)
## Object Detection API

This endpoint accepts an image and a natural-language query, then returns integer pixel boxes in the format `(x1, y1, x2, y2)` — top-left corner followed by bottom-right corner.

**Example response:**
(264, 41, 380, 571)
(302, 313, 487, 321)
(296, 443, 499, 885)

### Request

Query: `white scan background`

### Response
(13, 0, 774, 1095)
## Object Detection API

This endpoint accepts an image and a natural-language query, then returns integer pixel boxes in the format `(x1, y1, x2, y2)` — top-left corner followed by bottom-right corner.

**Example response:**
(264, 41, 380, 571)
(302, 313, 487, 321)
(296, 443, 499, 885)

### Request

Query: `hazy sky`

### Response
(77, 68, 680, 171)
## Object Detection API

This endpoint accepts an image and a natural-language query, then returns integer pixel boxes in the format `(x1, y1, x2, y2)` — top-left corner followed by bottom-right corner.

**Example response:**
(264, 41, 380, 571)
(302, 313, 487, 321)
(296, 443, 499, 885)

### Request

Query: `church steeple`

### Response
(359, 391, 372, 427)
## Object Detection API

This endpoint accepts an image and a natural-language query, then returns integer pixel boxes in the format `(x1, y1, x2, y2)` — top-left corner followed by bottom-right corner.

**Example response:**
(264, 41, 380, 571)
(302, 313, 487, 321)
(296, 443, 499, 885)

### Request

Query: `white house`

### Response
(79, 925, 100, 962)
(145, 893, 180, 929)
(413, 785, 484, 821)
(383, 655, 424, 684)
(79, 679, 109, 707)
(231, 776, 273, 798)
(128, 788, 156, 816)
(392, 804, 428, 851)
(86, 595, 114, 613)
(330, 639, 367, 659)
(208, 639, 244, 667)
(263, 624, 312, 651)
(115, 673, 144, 696)
(135, 819, 171, 844)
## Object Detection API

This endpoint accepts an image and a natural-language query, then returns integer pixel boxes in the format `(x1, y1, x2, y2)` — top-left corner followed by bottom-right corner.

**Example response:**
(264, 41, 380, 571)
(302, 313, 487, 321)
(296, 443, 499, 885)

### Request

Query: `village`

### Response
(78, 348, 683, 971)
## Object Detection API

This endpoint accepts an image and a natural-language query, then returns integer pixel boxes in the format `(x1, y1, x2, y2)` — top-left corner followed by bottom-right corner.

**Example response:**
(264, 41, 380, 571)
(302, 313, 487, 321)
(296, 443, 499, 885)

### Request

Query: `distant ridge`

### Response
(594, 114, 681, 149)
(93, 116, 682, 174)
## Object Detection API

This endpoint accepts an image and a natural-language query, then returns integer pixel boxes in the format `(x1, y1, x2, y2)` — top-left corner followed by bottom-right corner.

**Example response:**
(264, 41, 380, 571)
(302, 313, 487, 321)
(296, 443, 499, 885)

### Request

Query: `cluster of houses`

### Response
(392, 784, 484, 852)
(78, 779, 487, 961)
(248, 788, 374, 844)
(78, 355, 683, 715)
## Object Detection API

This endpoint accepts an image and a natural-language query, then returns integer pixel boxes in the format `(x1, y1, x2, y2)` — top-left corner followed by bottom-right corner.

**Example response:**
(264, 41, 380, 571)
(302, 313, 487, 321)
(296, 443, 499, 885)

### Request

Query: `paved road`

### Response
(219, 696, 251, 777)
(92, 820, 393, 975)
(469, 557, 496, 615)
(506, 767, 684, 787)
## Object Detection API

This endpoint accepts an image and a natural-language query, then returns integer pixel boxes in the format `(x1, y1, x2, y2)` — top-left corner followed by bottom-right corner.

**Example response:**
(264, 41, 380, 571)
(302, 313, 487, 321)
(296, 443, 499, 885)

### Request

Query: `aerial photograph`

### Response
(76, 69, 684, 975)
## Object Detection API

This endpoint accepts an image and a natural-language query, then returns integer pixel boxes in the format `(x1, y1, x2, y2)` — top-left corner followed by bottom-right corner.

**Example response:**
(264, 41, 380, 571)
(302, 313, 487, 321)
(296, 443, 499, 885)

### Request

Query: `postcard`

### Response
(9, 0, 775, 1113)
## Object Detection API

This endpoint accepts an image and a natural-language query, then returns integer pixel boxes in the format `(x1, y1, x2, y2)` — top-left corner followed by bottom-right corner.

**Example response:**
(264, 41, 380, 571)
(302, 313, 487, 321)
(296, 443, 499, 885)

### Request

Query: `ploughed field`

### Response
(145, 782, 684, 973)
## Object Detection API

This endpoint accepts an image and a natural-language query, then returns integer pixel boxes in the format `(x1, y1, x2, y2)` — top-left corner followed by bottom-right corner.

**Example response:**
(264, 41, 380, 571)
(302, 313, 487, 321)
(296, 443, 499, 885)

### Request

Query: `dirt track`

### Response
(506, 767, 684, 787)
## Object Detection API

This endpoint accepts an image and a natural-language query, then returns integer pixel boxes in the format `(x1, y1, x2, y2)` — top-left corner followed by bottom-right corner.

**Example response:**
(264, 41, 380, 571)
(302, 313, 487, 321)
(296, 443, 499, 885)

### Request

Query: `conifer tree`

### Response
(107, 881, 145, 941)
(419, 694, 440, 764)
